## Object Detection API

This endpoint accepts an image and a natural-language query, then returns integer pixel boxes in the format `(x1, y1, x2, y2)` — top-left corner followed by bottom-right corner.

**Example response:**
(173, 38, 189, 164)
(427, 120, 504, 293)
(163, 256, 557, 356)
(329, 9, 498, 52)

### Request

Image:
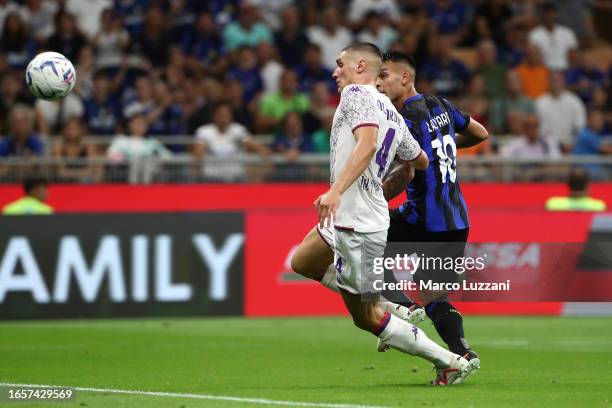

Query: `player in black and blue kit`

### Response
(376, 51, 489, 365)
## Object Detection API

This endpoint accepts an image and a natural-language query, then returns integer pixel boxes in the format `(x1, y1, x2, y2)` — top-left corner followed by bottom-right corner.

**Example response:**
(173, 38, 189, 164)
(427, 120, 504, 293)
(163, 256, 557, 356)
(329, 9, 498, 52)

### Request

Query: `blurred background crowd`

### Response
(0, 0, 610, 183)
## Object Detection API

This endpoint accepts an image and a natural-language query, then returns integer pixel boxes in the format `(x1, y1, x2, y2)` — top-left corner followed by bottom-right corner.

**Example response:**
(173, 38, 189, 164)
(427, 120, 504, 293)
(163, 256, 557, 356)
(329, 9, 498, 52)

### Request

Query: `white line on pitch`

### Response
(0, 383, 388, 408)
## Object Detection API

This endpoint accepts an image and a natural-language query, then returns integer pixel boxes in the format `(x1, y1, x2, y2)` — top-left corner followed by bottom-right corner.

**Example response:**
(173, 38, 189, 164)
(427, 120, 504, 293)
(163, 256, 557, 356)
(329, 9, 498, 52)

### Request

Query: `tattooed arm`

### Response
(383, 158, 416, 201)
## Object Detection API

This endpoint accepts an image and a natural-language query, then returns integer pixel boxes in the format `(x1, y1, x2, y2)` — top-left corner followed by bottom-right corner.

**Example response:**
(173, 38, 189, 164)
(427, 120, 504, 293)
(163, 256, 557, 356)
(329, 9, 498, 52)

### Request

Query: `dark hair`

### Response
(212, 101, 233, 113)
(540, 1, 558, 13)
(382, 51, 417, 71)
(342, 42, 382, 60)
(23, 176, 48, 194)
(568, 167, 589, 192)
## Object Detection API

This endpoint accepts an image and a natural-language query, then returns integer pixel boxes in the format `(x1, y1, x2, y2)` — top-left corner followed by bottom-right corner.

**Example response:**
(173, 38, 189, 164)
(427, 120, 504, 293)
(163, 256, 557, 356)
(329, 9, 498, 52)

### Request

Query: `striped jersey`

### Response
(396, 93, 470, 231)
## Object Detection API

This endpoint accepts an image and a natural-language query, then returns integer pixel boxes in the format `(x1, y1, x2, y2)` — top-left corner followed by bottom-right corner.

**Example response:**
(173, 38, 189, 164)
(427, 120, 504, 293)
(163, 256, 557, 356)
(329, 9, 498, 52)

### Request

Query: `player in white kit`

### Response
(294, 43, 477, 385)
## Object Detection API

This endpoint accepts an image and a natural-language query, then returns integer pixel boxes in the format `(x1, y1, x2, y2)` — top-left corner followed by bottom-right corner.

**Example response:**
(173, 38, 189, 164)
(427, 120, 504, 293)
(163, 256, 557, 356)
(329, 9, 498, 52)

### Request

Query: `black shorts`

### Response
(386, 209, 469, 284)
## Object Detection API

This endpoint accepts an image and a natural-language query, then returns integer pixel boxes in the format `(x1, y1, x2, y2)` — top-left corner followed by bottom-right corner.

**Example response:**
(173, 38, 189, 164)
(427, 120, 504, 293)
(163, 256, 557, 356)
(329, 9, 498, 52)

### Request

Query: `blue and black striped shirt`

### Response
(397, 93, 470, 232)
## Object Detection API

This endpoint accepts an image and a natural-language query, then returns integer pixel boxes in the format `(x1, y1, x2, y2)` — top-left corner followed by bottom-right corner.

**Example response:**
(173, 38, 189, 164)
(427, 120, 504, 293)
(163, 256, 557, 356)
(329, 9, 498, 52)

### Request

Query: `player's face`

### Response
(376, 62, 404, 102)
(332, 51, 356, 93)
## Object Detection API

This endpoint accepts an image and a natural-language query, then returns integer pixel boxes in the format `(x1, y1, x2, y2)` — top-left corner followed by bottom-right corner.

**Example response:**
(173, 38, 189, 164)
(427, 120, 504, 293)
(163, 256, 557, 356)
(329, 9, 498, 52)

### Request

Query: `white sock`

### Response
(320, 263, 340, 292)
(377, 314, 455, 368)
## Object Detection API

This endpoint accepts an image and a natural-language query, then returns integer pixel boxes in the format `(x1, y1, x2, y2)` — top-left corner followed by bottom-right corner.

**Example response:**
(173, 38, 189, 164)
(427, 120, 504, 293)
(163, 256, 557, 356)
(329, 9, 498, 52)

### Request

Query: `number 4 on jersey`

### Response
(431, 134, 457, 183)
(375, 128, 396, 177)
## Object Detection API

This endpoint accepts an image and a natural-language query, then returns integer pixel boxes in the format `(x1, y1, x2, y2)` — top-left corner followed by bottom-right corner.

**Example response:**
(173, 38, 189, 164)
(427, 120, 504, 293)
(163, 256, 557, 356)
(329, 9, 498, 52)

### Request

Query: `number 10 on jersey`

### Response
(431, 134, 457, 183)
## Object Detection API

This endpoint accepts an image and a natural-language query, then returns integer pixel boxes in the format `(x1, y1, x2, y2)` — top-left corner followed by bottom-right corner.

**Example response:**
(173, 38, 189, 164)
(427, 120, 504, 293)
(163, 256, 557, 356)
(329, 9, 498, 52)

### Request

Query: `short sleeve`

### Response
(232, 124, 249, 143)
(442, 98, 470, 131)
(341, 86, 379, 132)
(396, 126, 421, 162)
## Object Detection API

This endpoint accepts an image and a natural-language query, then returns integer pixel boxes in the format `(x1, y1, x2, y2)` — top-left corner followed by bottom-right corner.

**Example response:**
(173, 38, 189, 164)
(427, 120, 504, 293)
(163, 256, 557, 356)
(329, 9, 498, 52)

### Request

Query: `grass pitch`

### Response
(0, 316, 611, 408)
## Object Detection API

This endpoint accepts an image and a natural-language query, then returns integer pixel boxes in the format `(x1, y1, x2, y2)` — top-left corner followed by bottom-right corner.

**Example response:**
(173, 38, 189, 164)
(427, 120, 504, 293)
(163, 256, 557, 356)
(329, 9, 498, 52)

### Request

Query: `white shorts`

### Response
(332, 227, 388, 295)
(316, 224, 336, 251)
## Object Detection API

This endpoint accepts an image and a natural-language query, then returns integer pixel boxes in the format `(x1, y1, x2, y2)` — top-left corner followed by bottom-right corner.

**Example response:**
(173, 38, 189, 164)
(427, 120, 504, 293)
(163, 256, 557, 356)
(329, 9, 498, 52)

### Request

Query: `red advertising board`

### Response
(2, 183, 611, 317)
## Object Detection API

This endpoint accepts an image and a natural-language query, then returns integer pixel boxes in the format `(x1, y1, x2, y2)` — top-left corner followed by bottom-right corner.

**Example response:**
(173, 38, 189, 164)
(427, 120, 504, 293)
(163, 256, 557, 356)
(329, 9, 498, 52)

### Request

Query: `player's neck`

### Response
(393, 87, 418, 109)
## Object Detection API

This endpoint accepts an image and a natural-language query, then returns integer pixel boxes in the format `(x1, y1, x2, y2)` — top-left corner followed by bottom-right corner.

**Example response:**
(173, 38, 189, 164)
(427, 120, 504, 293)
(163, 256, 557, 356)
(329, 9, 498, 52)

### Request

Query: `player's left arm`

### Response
(444, 99, 489, 149)
(455, 117, 489, 149)
(315, 125, 378, 227)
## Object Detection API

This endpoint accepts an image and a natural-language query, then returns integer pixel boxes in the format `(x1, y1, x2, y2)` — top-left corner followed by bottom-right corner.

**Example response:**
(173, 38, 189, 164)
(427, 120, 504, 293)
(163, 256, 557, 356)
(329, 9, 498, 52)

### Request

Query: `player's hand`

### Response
(314, 189, 341, 229)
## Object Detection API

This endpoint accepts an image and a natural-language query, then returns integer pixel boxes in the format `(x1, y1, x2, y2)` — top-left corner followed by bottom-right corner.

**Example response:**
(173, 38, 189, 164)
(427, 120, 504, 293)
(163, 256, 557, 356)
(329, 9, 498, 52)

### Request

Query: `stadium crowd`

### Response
(0, 0, 610, 183)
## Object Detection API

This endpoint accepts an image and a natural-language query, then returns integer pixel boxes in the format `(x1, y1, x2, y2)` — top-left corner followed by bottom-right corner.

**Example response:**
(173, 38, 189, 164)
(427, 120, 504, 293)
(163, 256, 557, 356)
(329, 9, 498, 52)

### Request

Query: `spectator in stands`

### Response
(107, 112, 172, 184)
(2, 176, 53, 215)
(546, 167, 607, 211)
(227, 46, 264, 104)
(0, 72, 37, 134)
(66, 0, 112, 39)
(498, 21, 527, 68)
(0, 1, 19, 34)
(572, 110, 612, 179)
(114, 0, 147, 36)
(528, 2, 578, 71)
(131, 6, 170, 69)
(514, 42, 550, 99)
(83, 71, 122, 136)
(47, 11, 88, 62)
(19, 0, 57, 44)
(489, 71, 535, 134)
(307, 81, 336, 130)
(147, 81, 184, 149)
(181, 10, 223, 68)
(273, 111, 313, 159)
(274, 5, 309, 68)
(273, 110, 316, 182)
(306, 7, 353, 71)
(167, 0, 197, 43)
(194, 102, 270, 182)
(475, 39, 507, 99)
(247, 0, 294, 32)
(348, 0, 400, 27)
(257, 42, 283, 97)
(36, 90, 84, 135)
(224, 80, 254, 132)
(465, 0, 515, 47)
(536, 71, 587, 152)
(356, 11, 399, 51)
(501, 114, 561, 159)
(425, 0, 469, 42)
(458, 75, 490, 129)
(92, 8, 130, 73)
(74, 45, 96, 99)
(565, 49, 607, 105)
(421, 35, 471, 97)
(0, 105, 43, 157)
(257, 69, 310, 133)
(123, 75, 155, 121)
(52, 118, 101, 183)
(294, 44, 334, 94)
(180, 78, 210, 134)
(222, 2, 273, 51)
(1, 12, 36, 68)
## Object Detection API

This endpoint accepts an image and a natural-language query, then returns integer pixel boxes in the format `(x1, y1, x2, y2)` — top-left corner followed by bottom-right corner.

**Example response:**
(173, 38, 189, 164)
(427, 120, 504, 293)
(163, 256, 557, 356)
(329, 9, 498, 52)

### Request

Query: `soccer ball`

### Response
(25, 52, 76, 101)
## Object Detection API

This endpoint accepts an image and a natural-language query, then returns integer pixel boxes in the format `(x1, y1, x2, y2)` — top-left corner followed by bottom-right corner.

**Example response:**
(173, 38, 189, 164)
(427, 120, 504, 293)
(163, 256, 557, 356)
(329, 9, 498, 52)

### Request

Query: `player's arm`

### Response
(383, 159, 414, 201)
(455, 116, 489, 149)
(315, 125, 378, 227)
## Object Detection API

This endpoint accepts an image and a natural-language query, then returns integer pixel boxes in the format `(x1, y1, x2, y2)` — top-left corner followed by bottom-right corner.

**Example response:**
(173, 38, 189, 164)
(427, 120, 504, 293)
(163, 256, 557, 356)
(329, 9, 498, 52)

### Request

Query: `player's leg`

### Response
(420, 229, 478, 361)
(290, 225, 334, 281)
(335, 229, 475, 384)
(291, 225, 423, 323)
(340, 289, 457, 368)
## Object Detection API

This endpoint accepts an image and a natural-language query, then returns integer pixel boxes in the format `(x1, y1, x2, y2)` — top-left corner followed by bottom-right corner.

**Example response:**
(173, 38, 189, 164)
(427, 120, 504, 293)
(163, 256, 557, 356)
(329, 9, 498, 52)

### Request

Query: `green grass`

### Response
(1, 316, 611, 408)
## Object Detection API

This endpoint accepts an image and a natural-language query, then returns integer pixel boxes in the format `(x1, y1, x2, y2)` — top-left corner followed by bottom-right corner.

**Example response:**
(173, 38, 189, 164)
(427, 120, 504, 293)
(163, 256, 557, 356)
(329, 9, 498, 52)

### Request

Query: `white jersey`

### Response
(330, 84, 421, 233)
